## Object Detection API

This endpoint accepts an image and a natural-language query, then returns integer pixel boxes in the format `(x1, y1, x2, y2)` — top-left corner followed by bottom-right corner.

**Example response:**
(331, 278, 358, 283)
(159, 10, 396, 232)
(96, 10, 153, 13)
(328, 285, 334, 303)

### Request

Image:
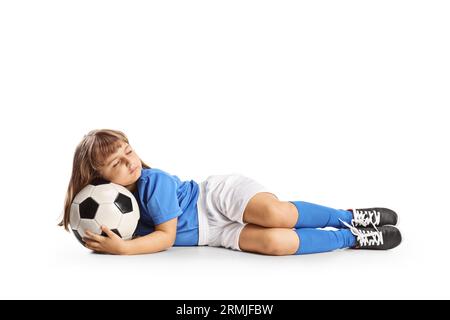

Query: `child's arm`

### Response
(84, 218, 177, 255)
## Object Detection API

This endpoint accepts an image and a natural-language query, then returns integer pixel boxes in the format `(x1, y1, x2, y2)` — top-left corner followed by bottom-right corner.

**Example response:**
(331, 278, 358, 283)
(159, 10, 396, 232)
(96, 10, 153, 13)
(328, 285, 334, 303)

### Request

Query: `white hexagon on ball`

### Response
(94, 203, 122, 229)
(91, 184, 120, 204)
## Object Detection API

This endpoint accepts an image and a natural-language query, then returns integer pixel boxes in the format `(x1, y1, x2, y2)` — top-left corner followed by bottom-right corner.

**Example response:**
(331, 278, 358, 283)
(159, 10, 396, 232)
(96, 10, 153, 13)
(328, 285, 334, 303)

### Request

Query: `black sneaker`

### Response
(340, 220, 402, 250)
(347, 208, 399, 227)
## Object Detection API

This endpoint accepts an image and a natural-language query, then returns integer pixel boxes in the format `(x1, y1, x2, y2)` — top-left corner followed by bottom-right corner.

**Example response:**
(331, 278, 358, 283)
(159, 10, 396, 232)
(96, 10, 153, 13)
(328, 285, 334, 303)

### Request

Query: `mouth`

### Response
(130, 167, 138, 175)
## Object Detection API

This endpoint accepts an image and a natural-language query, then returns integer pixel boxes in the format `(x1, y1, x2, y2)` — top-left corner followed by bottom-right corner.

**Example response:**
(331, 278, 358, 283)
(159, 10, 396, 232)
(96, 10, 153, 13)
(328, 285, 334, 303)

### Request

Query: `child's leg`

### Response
(293, 228, 356, 254)
(242, 193, 352, 229)
(238, 224, 299, 255)
(289, 200, 353, 228)
(238, 224, 356, 256)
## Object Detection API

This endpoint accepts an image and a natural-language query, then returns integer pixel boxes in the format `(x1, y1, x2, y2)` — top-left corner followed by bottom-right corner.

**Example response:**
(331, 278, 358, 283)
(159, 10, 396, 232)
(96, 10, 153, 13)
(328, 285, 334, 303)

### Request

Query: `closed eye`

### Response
(112, 151, 133, 167)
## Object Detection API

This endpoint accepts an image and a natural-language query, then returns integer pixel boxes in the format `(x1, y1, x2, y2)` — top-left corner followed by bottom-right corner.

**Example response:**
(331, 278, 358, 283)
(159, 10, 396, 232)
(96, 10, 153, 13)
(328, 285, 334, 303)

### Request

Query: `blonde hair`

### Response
(58, 129, 151, 231)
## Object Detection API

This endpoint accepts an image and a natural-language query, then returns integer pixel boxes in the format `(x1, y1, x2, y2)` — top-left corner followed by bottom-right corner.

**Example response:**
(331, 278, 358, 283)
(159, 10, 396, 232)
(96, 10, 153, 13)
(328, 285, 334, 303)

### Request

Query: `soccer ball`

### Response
(69, 178, 140, 246)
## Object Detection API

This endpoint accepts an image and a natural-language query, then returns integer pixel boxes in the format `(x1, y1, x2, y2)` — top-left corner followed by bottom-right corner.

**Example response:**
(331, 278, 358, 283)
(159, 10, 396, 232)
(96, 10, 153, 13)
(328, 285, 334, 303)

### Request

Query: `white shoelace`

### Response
(339, 219, 384, 247)
(352, 209, 381, 227)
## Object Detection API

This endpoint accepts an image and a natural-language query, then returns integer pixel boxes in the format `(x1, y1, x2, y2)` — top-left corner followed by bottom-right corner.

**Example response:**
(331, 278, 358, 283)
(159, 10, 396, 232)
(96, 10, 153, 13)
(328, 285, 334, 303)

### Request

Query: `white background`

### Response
(1, 0, 449, 299)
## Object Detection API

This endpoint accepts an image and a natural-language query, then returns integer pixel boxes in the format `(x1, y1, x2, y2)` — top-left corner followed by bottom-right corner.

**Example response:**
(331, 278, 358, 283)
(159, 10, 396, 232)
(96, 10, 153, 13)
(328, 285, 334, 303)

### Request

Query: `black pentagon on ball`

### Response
(79, 197, 99, 219)
(90, 177, 111, 186)
(101, 229, 122, 238)
(114, 192, 133, 214)
(72, 229, 85, 246)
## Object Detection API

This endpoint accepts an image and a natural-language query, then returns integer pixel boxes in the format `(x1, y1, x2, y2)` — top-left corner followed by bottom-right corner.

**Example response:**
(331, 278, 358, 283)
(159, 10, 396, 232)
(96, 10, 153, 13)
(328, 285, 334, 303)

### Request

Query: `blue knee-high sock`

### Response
(294, 228, 356, 255)
(290, 200, 353, 228)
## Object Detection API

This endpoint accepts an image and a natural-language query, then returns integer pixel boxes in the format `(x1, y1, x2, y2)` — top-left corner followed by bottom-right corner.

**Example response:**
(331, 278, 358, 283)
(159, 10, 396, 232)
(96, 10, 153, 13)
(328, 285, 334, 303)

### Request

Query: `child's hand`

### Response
(83, 226, 127, 255)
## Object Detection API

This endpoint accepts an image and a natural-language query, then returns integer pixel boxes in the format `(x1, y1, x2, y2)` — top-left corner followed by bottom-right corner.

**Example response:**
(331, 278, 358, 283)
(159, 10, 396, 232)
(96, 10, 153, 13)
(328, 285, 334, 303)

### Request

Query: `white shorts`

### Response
(196, 173, 277, 251)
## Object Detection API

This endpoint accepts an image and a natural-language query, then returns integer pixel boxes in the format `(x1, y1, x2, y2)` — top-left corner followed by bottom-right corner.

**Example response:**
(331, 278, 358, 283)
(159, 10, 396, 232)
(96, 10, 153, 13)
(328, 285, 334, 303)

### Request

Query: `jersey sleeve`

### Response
(140, 172, 183, 225)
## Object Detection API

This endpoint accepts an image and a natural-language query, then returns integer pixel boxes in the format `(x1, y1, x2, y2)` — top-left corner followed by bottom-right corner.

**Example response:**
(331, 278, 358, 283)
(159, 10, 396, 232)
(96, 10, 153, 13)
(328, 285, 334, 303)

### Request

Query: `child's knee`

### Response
(261, 230, 296, 256)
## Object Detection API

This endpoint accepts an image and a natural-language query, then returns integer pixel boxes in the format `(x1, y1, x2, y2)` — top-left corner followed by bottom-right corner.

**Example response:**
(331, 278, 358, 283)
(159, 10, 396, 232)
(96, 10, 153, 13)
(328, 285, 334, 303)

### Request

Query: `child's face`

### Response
(99, 142, 142, 189)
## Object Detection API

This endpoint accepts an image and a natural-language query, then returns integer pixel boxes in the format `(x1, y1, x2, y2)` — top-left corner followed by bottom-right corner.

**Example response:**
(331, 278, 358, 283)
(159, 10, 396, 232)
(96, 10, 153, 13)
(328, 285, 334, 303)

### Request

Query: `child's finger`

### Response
(83, 239, 99, 246)
(85, 230, 105, 242)
(85, 240, 101, 250)
(83, 233, 93, 241)
(100, 225, 117, 238)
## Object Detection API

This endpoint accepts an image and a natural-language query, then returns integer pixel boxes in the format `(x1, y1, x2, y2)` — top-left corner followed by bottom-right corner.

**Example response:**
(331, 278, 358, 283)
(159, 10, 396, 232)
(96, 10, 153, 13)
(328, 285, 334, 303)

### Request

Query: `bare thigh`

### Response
(242, 192, 298, 228)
